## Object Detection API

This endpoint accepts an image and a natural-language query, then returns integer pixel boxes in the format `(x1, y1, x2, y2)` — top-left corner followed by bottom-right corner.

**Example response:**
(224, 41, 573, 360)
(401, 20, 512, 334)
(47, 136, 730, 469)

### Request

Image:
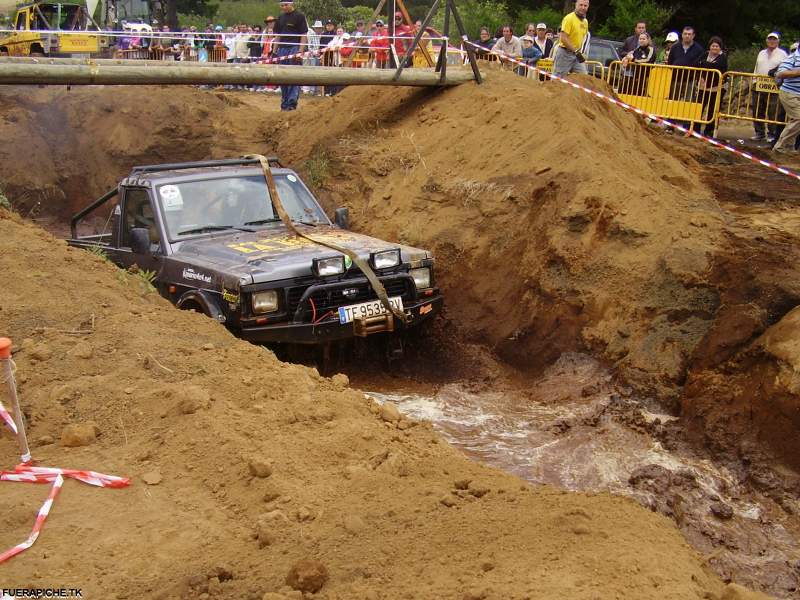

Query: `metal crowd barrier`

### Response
(718, 71, 788, 127)
(606, 60, 723, 129)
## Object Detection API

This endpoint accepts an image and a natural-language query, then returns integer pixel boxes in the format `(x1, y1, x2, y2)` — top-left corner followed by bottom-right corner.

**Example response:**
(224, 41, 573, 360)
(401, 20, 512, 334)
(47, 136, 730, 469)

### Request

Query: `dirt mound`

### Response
(0, 208, 738, 598)
(684, 306, 800, 474)
(266, 70, 800, 466)
(0, 86, 278, 218)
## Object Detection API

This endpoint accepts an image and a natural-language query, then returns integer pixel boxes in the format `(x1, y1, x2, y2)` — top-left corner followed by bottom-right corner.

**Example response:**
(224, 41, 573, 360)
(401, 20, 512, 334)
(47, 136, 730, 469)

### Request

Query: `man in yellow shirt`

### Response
(553, 0, 590, 77)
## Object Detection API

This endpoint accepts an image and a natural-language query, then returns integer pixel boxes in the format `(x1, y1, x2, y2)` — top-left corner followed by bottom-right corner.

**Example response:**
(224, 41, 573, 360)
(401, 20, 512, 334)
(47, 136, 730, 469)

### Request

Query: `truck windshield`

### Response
(158, 174, 328, 239)
(37, 4, 87, 30)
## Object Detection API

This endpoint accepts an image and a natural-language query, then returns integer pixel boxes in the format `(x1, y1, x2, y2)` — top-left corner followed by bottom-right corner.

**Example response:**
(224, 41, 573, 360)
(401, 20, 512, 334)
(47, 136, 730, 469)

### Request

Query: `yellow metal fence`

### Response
(606, 60, 723, 128)
(718, 71, 787, 127)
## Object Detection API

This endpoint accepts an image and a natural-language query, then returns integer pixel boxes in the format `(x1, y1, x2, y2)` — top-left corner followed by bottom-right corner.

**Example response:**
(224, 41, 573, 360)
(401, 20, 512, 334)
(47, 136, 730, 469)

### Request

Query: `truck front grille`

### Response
(287, 278, 410, 321)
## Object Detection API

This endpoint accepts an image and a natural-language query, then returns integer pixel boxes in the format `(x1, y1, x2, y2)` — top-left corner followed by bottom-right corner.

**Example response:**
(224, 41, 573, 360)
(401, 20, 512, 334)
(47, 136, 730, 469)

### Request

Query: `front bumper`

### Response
(238, 295, 443, 344)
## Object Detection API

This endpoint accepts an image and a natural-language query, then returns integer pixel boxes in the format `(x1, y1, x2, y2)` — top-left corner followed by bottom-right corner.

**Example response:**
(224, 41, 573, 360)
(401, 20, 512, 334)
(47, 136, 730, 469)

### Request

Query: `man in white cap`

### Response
(752, 32, 788, 142)
(533, 22, 552, 58)
(657, 31, 677, 64)
(274, 0, 308, 110)
(301, 20, 322, 94)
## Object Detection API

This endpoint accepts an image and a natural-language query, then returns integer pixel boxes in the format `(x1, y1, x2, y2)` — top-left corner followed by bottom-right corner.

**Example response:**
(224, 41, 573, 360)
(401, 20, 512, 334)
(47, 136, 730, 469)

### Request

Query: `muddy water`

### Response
(367, 353, 800, 598)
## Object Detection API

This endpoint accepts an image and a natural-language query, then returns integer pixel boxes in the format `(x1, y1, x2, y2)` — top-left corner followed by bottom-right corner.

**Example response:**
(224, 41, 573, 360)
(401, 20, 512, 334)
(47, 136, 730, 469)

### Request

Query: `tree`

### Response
(431, 0, 509, 37)
(343, 5, 376, 29)
(296, 0, 346, 22)
(596, 0, 674, 39)
(513, 6, 561, 33)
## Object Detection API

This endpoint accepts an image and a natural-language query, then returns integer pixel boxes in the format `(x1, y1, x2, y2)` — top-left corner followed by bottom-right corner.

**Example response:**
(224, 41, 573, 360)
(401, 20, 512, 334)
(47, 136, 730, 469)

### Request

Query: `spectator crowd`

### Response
(105, 0, 800, 151)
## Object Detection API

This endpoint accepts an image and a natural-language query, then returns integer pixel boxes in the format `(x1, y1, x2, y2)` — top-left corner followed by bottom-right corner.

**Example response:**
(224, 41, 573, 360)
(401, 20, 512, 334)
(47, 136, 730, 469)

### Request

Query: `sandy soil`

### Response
(0, 209, 743, 599)
(0, 70, 798, 598)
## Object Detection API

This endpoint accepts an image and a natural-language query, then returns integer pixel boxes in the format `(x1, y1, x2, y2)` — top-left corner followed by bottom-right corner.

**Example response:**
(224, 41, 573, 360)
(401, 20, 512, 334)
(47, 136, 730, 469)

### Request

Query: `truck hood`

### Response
(171, 225, 431, 285)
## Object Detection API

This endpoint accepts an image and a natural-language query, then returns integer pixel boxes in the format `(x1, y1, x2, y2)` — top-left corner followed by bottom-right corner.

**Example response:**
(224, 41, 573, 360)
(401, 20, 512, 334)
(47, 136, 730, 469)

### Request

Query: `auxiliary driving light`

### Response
(410, 267, 431, 290)
(371, 248, 401, 270)
(252, 290, 279, 314)
(313, 256, 346, 277)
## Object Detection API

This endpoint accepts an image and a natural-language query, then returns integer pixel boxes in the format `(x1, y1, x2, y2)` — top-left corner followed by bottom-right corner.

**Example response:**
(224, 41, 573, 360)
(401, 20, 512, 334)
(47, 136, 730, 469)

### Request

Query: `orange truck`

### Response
(0, 2, 109, 56)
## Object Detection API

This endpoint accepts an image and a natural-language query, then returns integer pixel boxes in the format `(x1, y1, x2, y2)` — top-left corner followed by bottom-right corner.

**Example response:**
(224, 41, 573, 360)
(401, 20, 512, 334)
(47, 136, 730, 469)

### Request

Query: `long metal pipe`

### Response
(0, 59, 479, 86)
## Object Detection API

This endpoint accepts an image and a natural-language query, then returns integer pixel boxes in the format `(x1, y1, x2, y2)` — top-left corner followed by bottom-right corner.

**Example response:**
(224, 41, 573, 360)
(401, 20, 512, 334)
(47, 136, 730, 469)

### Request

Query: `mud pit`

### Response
(0, 70, 799, 598)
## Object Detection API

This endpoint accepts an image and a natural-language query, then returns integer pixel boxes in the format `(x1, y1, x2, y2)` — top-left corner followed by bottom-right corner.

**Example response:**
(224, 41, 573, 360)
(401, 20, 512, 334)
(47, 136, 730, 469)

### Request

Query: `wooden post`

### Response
(396, 0, 434, 67)
(391, 0, 440, 81)
(448, 0, 482, 84)
(0, 60, 479, 86)
(438, 2, 450, 84)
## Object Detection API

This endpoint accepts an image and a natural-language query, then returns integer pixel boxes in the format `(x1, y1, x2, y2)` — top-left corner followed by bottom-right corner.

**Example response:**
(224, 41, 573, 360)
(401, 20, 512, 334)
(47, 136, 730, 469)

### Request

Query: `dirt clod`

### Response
(60, 422, 98, 447)
(285, 559, 329, 593)
(710, 502, 734, 520)
(141, 470, 163, 486)
(67, 341, 93, 359)
(248, 459, 273, 478)
(378, 402, 401, 423)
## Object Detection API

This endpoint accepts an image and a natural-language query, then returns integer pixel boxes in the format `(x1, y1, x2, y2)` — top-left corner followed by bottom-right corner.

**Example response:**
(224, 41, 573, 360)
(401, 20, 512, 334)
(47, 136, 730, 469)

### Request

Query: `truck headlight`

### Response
(252, 290, 279, 314)
(371, 249, 401, 270)
(313, 256, 345, 277)
(410, 267, 431, 289)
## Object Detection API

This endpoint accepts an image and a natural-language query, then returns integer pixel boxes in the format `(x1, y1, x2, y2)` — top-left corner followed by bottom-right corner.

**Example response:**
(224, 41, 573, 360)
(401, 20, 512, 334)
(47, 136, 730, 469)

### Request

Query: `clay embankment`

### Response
(0, 210, 738, 598)
(270, 72, 800, 470)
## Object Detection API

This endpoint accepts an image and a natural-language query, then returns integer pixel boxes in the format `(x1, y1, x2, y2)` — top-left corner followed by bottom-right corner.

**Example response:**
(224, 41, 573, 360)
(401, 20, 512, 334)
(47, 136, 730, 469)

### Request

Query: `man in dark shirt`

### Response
(667, 26, 704, 67)
(621, 20, 647, 55)
(274, 0, 308, 110)
(667, 25, 704, 119)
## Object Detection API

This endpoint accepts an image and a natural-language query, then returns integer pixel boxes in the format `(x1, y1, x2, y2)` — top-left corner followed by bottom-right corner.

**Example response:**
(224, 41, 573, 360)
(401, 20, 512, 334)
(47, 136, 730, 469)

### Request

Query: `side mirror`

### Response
(130, 227, 151, 255)
(333, 207, 349, 230)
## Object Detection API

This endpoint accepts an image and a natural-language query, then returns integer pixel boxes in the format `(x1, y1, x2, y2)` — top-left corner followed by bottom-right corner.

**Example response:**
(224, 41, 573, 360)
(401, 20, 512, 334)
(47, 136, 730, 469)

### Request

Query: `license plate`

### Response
(338, 297, 403, 324)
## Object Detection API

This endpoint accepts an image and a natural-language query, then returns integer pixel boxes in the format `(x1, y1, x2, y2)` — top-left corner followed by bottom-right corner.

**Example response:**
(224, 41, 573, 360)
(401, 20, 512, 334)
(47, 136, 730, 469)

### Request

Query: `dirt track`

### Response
(0, 70, 798, 598)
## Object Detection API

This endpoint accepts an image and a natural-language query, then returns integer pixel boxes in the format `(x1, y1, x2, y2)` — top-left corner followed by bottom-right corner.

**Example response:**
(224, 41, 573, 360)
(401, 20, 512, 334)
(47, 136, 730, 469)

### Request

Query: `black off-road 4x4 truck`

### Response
(68, 157, 442, 349)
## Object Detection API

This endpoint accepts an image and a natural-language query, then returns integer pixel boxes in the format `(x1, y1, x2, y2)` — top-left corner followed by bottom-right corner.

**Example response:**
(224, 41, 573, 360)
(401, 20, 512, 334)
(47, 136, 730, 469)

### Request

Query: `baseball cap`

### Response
(767, 32, 780, 39)
(325, 19, 334, 25)
(264, 15, 276, 22)
(521, 35, 533, 42)
(395, 11, 402, 18)
(375, 19, 384, 25)
(214, 25, 223, 31)
(665, 31, 678, 42)
(536, 23, 546, 30)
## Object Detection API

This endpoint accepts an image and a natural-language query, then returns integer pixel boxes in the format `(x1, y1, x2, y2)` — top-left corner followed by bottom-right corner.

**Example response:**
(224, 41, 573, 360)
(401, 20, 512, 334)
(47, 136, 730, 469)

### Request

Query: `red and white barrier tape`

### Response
(1, 374, 130, 564)
(0, 473, 63, 564)
(0, 463, 130, 564)
(464, 41, 800, 183)
(256, 48, 320, 64)
(0, 398, 17, 434)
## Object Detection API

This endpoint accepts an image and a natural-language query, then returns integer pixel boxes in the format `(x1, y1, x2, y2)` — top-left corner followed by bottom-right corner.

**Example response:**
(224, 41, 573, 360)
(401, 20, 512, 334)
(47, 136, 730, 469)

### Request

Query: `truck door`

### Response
(115, 187, 166, 285)
(8, 11, 28, 55)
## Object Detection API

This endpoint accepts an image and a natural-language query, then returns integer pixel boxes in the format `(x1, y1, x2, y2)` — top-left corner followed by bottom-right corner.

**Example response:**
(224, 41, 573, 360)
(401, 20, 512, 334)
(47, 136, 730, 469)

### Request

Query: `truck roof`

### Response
(125, 165, 294, 185)
(17, 1, 85, 7)
(123, 157, 291, 185)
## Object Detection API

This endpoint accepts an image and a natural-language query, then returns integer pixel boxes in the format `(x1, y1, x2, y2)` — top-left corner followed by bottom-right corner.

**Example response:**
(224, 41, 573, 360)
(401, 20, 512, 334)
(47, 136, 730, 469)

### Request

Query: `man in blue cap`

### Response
(274, 0, 308, 111)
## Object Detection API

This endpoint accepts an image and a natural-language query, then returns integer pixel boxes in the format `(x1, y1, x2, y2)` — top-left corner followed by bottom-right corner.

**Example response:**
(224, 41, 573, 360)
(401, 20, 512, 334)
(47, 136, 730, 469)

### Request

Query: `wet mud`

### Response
(368, 353, 800, 598)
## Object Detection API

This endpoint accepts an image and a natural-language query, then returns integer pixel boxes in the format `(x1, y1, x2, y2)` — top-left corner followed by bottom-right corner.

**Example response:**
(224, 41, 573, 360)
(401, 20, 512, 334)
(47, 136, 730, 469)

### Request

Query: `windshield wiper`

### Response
(243, 217, 282, 226)
(177, 225, 235, 236)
